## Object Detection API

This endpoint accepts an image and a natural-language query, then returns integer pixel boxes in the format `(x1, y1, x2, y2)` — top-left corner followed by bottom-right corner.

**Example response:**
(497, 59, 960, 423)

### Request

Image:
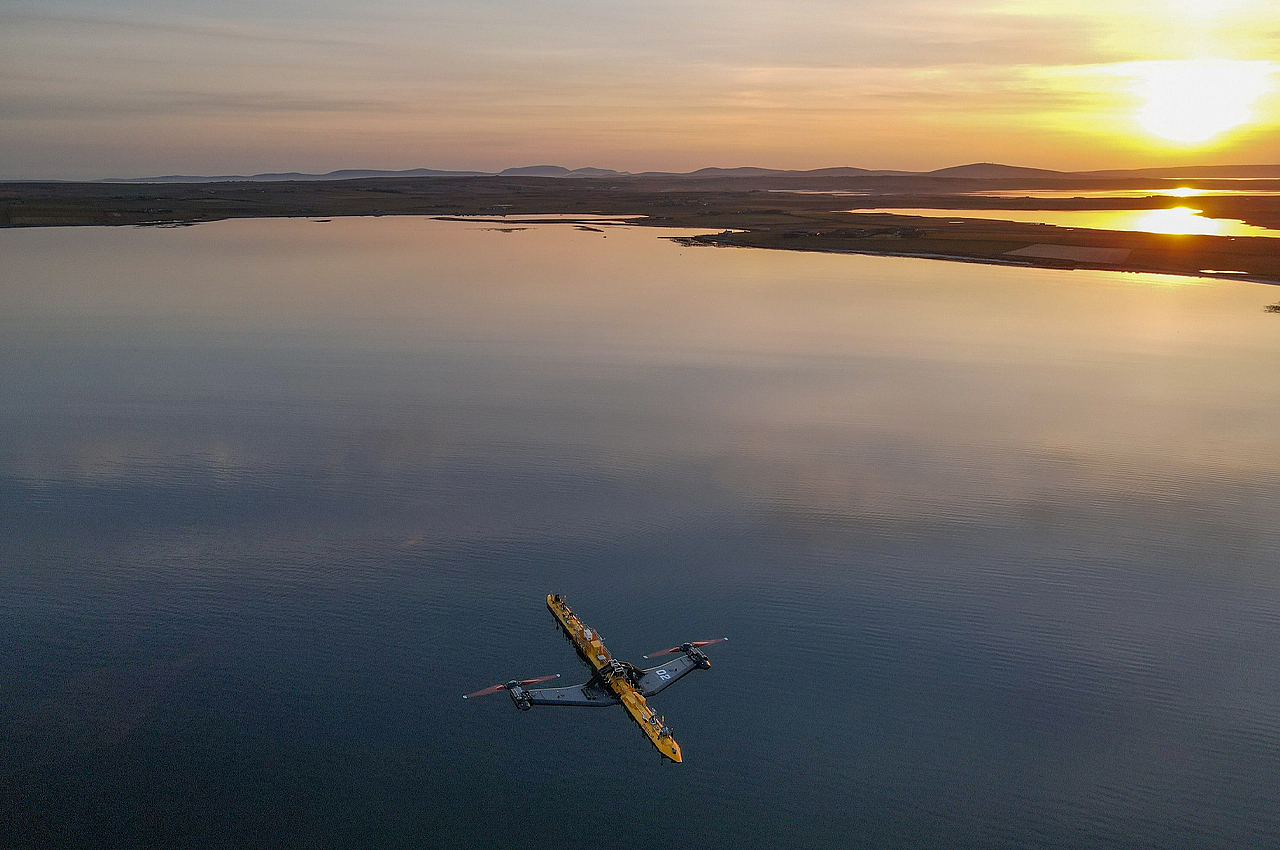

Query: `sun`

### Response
(1135, 59, 1273, 143)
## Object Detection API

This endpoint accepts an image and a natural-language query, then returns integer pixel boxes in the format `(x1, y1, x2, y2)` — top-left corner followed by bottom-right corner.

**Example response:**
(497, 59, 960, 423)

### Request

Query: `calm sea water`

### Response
(2, 218, 1279, 849)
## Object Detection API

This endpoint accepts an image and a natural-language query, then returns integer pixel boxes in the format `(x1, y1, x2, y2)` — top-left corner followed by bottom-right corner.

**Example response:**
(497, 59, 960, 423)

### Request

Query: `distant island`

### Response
(3, 163, 1279, 285)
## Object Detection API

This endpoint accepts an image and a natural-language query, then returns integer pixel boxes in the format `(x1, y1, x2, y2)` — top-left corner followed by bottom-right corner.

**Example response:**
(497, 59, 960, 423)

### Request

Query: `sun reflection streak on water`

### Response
(1132, 206, 1230, 235)
(847, 206, 1273, 237)
(959, 188, 1280, 199)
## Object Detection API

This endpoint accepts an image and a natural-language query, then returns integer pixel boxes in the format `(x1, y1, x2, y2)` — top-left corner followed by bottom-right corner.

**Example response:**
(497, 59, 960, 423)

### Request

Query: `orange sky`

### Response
(2, 0, 1278, 179)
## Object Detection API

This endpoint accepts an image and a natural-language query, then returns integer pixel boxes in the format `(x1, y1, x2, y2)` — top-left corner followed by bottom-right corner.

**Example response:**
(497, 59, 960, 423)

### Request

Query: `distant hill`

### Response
(561, 167, 628, 178)
(629, 166, 909, 178)
(497, 165, 572, 177)
(927, 163, 1069, 179)
(105, 167, 488, 183)
(97, 161, 1280, 184)
(496, 165, 634, 178)
(685, 166, 808, 178)
(804, 166, 913, 177)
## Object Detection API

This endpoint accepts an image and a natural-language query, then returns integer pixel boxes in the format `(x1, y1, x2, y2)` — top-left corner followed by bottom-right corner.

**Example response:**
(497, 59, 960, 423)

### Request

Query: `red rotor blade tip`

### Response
(643, 647, 681, 659)
(462, 683, 507, 699)
(519, 674, 561, 685)
(693, 638, 728, 647)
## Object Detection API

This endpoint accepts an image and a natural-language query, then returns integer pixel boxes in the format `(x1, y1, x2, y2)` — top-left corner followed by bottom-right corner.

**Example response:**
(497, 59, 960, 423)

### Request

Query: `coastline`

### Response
(4, 175, 1279, 286)
(666, 232, 1280, 288)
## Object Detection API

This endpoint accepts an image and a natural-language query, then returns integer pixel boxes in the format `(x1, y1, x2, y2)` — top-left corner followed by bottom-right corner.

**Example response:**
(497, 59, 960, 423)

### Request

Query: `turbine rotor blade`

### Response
(643, 638, 727, 659)
(463, 673, 559, 699)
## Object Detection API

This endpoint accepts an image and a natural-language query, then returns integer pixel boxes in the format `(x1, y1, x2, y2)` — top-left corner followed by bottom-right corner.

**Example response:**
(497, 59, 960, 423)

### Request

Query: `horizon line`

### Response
(8, 160, 1280, 185)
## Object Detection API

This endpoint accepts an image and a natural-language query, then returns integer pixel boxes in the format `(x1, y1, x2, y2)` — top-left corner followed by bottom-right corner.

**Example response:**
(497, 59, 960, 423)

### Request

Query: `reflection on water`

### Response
(774, 187, 1280, 200)
(964, 187, 1280, 199)
(1130, 207, 1244, 235)
(435, 213, 645, 222)
(850, 206, 1278, 236)
(2, 219, 1279, 849)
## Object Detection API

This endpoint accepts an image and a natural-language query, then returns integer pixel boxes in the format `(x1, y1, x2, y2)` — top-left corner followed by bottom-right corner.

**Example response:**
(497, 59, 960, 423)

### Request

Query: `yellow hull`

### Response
(546, 594, 682, 762)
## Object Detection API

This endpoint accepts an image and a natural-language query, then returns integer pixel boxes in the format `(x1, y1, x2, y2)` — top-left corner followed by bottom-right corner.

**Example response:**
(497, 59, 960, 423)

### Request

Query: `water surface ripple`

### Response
(1, 218, 1278, 849)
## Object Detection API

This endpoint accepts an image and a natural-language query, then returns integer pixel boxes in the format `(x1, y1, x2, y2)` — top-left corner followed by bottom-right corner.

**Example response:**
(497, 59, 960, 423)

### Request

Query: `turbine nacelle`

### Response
(643, 638, 727, 669)
(463, 674, 561, 710)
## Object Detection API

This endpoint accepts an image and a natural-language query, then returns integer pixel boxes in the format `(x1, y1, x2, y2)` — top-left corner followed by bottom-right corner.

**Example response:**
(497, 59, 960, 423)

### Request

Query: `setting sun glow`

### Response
(1135, 59, 1274, 143)
(1131, 207, 1232, 236)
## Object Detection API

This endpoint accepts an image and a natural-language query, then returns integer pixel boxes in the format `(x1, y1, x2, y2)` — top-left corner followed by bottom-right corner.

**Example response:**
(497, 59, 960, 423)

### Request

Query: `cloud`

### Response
(3, 0, 1279, 175)
(0, 88, 401, 120)
(0, 9, 362, 47)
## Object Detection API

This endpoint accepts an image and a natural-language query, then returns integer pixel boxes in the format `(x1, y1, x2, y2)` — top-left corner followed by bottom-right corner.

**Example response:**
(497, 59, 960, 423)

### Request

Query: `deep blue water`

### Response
(2, 218, 1279, 849)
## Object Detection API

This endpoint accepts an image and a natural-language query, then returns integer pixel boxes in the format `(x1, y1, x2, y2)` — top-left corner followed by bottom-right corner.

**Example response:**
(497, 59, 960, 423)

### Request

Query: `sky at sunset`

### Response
(3, 0, 1279, 179)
